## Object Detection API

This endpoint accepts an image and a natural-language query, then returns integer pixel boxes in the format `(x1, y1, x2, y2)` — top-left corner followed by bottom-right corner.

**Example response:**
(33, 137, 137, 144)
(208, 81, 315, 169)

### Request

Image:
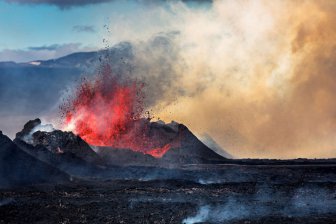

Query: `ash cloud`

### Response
(99, 0, 336, 159)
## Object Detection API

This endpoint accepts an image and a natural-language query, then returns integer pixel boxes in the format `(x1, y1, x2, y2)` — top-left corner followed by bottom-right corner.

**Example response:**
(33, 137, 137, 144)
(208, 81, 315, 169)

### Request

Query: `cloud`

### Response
(4, 0, 114, 9)
(28, 44, 63, 51)
(4, 0, 213, 9)
(72, 25, 96, 33)
(0, 43, 96, 62)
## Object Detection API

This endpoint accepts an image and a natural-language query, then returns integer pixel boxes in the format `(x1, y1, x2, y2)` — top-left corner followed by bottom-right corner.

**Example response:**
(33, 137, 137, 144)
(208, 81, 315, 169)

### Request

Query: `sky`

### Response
(0, 0, 148, 62)
(0, 0, 211, 62)
(1, 0, 336, 159)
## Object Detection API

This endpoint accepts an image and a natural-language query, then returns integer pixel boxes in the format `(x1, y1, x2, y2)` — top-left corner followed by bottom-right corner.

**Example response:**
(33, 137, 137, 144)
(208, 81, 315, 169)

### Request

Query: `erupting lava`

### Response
(62, 64, 173, 158)
(63, 64, 143, 146)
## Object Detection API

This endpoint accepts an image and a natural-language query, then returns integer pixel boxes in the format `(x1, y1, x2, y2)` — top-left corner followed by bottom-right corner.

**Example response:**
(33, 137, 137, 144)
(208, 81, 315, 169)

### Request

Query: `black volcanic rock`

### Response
(15, 119, 103, 165)
(126, 119, 227, 164)
(15, 118, 41, 140)
(96, 120, 227, 166)
(31, 130, 102, 164)
(14, 139, 103, 177)
(0, 131, 69, 188)
(161, 124, 227, 164)
(97, 147, 158, 167)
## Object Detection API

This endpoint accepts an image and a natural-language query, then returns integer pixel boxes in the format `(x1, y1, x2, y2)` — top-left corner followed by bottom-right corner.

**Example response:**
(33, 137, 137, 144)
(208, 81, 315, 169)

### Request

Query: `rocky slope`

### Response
(14, 119, 105, 177)
(15, 119, 102, 165)
(95, 119, 227, 166)
(0, 131, 69, 188)
(14, 118, 227, 168)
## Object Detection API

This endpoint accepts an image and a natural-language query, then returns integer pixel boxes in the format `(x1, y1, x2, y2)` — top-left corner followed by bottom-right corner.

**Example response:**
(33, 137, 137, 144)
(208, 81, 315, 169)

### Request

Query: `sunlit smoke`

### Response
(97, 0, 336, 159)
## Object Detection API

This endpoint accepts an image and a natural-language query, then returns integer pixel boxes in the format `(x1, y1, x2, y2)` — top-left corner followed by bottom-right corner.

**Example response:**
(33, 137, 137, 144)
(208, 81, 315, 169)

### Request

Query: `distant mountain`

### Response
(35, 51, 100, 69)
(0, 42, 133, 70)
(0, 61, 18, 67)
(0, 51, 100, 70)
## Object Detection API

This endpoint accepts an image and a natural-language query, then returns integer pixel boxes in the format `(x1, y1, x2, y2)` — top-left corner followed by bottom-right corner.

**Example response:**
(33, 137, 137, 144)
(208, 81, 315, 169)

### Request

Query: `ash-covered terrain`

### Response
(1, 119, 336, 223)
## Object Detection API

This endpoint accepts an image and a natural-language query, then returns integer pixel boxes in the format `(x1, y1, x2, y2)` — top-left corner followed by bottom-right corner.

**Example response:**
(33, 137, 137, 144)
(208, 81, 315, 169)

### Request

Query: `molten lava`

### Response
(62, 64, 174, 157)
(63, 65, 143, 146)
(146, 144, 171, 158)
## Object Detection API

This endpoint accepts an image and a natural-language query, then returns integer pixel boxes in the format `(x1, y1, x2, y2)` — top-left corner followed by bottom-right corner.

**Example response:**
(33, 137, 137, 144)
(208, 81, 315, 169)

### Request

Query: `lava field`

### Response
(1, 164, 336, 224)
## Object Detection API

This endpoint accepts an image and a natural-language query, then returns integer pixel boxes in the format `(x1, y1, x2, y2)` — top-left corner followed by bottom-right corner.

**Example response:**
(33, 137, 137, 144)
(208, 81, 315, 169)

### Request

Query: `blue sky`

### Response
(0, 0, 212, 62)
(0, 0, 141, 61)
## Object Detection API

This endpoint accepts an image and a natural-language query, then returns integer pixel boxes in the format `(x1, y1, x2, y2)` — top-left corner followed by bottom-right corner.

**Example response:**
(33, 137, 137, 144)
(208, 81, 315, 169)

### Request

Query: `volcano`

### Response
(8, 56, 228, 168)
(14, 118, 226, 168)
(96, 119, 227, 166)
(58, 61, 227, 165)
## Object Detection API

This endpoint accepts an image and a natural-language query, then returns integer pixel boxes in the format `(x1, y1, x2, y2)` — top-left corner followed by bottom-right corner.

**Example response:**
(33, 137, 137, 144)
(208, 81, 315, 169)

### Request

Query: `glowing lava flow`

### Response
(146, 144, 171, 158)
(62, 64, 173, 158)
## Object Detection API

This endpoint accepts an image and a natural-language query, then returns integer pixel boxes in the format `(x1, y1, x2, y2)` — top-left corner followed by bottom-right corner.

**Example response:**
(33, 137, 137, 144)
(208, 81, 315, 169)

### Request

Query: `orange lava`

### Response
(146, 144, 171, 158)
(62, 64, 173, 157)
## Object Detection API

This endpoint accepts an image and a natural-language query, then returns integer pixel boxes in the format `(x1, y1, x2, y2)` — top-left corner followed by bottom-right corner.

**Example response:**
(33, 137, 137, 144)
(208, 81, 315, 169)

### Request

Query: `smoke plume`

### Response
(95, 0, 336, 158)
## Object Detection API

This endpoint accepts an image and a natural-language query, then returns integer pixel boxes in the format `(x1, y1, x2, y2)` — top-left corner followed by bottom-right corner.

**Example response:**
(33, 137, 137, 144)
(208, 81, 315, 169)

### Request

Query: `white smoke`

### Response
(23, 123, 55, 144)
(182, 205, 210, 224)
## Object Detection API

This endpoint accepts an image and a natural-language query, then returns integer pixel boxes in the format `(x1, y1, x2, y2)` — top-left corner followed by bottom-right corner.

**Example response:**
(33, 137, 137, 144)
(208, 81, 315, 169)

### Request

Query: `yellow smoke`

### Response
(142, 0, 336, 158)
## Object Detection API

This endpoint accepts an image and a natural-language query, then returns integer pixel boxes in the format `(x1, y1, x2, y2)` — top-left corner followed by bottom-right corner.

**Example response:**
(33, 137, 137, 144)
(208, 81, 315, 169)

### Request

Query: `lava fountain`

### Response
(61, 64, 173, 158)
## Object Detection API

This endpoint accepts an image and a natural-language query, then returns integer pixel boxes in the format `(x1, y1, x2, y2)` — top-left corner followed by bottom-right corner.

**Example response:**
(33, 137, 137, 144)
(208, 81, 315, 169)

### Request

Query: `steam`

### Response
(182, 205, 209, 224)
(182, 186, 336, 224)
(98, 0, 336, 158)
(23, 124, 55, 144)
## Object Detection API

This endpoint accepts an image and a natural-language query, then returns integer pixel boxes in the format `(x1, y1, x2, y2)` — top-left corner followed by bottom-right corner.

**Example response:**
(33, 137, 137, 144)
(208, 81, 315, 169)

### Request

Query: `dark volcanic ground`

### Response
(1, 164, 336, 224)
